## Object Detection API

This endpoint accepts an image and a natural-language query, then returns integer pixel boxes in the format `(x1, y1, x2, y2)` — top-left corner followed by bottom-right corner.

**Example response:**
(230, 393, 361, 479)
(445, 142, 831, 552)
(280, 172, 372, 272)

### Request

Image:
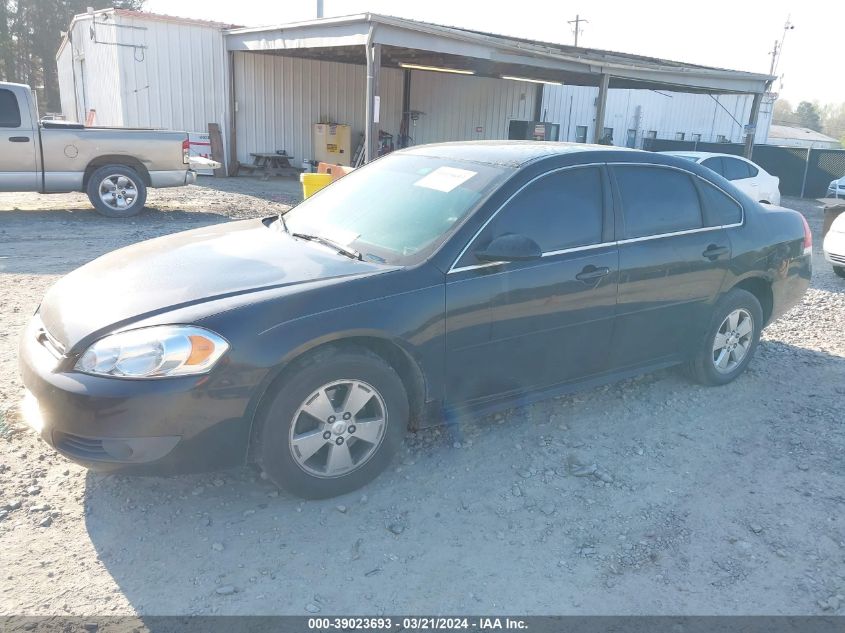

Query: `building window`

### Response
(575, 125, 588, 143)
(716, 134, 728, 143)
(692, 133, 702, 143)
(626, 129, 637, 148)
(645, 130, 657, 139)
(675, 132, 685, 141)
(602, 127, 614, 143)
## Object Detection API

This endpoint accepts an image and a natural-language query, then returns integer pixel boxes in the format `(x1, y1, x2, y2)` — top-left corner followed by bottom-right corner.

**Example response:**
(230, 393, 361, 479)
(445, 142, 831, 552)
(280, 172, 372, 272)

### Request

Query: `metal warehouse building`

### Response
(56, 9, 775, 172)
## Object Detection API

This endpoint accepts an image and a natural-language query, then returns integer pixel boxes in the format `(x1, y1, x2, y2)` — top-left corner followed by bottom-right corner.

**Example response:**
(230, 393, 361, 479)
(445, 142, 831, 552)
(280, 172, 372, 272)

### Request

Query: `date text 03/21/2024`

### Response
(307, 617, 529, 630)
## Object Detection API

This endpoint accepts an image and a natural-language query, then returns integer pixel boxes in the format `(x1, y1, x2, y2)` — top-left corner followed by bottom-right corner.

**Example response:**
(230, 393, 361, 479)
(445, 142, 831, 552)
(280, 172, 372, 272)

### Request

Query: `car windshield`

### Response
(282, 154, 512, 264)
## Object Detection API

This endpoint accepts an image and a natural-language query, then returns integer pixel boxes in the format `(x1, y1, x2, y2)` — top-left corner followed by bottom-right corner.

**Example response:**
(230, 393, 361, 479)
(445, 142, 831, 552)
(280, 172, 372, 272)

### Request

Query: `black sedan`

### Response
(19, 142, 812, 498)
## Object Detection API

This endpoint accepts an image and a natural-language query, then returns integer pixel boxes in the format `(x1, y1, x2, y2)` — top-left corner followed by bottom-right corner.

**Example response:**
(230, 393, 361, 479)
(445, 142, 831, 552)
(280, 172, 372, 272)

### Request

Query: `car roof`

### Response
(660, 151, 750, 161)
(399, 140, 637, 168)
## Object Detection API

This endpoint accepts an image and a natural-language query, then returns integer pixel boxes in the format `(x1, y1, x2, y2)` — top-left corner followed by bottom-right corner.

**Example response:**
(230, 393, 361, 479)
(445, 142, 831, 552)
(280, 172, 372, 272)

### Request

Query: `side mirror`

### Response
(475, 233, 542, 263)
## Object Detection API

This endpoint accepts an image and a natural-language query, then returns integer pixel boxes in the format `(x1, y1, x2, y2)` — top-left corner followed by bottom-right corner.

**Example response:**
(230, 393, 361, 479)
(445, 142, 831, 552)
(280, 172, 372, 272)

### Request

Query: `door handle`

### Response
(8, 136, 30, 142)
(702, 244, 730, 260)
(575, 265, 611, 282)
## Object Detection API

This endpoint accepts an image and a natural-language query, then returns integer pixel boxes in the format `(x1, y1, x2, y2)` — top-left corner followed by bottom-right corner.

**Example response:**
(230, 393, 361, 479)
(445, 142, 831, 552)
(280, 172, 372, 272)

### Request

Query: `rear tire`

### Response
(685, 288, 763, 386)
(834, 266, 845, 279)
(257, 345, 408, 499)
(86, 165, 147, 218)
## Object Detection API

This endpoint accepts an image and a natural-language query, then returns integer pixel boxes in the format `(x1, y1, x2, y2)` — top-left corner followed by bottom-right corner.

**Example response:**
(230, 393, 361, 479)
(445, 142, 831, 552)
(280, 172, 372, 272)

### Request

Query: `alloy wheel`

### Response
(712, 308, 754, 374)
(98, 174, 139, 211)
(288, 379, 387, 478)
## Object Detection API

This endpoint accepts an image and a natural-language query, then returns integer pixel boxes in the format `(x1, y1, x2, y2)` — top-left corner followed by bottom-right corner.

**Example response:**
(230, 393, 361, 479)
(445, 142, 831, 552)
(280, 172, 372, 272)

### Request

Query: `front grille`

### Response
(830, 253, 845, 265)
(54, 432, 108, 460)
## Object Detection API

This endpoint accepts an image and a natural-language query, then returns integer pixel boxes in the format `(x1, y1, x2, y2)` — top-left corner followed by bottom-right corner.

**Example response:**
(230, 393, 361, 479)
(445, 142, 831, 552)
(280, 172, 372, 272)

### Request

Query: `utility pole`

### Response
(568, 14, 588, 47)
(316, 0, 324, 18)
(768, 40, 779, 76)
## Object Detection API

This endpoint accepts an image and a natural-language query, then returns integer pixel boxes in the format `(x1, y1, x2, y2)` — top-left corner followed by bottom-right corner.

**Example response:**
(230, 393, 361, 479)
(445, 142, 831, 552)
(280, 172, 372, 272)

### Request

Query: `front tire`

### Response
(86, 165, 147, 218)
(834, 266, 845, 279)
(685, 288, 763, 386)
(257, 345, 408, 499)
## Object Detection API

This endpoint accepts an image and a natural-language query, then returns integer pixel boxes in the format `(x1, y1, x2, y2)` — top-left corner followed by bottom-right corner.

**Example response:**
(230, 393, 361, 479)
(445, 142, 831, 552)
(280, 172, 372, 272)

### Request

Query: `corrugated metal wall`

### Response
(407, 71, 537, 144)
(542, 85, 773, 147)
(64, 17, 123, 125)
(233, 51, 403, 164)
(55, 45, 77, 120)
(114, 14, 229, 137)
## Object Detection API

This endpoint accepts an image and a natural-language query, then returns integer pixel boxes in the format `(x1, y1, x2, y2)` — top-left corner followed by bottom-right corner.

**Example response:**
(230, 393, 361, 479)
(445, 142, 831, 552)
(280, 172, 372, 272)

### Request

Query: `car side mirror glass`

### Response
(475, 233, 542, 263)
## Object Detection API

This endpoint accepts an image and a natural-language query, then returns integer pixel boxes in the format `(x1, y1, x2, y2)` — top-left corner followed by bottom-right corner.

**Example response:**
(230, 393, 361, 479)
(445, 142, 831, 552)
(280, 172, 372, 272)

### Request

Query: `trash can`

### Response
(300, 173, 333, 199)
(822, 202, 845, 239)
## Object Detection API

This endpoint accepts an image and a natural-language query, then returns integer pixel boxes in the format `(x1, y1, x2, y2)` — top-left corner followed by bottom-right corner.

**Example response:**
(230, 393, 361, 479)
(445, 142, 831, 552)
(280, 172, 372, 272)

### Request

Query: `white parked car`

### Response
(823, 212, 845, 279)
(661, 152, 781, 206)
(827, 176, 845, 198)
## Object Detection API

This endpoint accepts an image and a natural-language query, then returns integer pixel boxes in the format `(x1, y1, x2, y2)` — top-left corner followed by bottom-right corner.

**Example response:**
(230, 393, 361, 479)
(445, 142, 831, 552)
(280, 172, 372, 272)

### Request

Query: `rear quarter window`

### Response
(614, 166, 703, 239)
(0, 89, 21, 128)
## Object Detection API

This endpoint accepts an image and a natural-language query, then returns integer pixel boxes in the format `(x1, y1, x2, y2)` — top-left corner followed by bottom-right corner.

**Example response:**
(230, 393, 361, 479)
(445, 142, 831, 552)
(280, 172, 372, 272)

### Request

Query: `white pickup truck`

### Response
(0, 81, 196, 217)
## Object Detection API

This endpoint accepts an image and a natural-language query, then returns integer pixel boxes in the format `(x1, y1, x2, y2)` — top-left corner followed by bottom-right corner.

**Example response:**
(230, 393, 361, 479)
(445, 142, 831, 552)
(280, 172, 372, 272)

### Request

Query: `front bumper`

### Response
(824, 230, 845, 267)
(18, 317, 250, 474)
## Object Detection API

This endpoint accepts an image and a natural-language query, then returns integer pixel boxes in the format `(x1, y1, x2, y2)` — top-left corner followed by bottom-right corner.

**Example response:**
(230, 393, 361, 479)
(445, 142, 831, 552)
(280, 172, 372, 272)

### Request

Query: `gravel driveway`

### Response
(0, 180, 843, 616)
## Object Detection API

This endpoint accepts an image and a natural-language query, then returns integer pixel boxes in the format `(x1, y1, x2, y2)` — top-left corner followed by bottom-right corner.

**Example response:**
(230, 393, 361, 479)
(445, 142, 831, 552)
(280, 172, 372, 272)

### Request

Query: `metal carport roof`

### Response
(225, 13, 775, 161)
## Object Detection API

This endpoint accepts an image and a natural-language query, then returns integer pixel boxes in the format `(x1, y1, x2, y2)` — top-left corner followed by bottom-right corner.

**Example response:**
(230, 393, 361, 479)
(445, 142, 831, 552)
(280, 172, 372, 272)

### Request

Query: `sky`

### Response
(145, 0, 843, 105)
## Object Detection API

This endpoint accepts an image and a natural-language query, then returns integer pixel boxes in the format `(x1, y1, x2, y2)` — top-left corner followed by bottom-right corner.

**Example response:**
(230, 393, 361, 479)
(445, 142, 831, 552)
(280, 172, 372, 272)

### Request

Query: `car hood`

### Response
(39, 218, 395, 349)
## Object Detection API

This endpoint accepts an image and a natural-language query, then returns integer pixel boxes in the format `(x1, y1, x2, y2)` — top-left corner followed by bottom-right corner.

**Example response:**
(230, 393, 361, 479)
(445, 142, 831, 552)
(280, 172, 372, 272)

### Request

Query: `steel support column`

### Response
(593, 73, 610, 144)
(743, 92, 764, 159)
(364, 35, 381, 163)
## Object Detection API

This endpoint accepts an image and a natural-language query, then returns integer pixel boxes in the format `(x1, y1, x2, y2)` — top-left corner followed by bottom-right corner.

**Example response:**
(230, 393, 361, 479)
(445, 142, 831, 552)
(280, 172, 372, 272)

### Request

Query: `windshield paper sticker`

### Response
(413, 167, 477, 192)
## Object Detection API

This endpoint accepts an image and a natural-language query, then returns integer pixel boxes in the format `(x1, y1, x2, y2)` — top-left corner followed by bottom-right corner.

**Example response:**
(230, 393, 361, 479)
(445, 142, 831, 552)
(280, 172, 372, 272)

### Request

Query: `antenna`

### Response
(567, 14, 588, 47)
(769, 16, 794, 77)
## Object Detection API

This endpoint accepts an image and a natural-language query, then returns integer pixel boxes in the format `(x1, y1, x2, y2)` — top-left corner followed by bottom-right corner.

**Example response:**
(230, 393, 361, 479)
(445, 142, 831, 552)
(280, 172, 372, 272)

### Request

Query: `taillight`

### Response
(800, 214, 812, 256)
(182, 138, 190, 164)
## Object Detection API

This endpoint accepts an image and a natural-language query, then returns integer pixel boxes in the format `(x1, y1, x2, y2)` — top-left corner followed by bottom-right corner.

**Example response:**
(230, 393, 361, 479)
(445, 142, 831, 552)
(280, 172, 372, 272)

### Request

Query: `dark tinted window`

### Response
(483, 167, 604, 253)
(698, 181, 743, 226)
(614, 166, 703, 238)
(722, 157, 751, 180)
(0, 89, 21, 128)
(701, 156, 724, 176)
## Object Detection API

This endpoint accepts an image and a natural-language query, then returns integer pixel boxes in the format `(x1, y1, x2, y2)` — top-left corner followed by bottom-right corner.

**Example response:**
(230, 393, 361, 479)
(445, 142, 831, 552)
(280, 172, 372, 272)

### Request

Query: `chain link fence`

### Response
(642, 138, 845, 198)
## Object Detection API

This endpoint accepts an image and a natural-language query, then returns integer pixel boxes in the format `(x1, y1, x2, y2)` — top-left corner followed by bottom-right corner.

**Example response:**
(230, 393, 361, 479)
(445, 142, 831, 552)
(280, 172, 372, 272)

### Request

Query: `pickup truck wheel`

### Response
(86, 165, 147, 218)
(833, 266, 845, 279)
(257, 345, 408, 499)
(685, 288, 763, 386)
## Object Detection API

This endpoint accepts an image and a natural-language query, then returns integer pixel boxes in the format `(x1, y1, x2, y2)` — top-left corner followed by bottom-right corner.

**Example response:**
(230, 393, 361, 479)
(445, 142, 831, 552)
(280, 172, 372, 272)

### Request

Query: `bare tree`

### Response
(0, 0, 144, 113)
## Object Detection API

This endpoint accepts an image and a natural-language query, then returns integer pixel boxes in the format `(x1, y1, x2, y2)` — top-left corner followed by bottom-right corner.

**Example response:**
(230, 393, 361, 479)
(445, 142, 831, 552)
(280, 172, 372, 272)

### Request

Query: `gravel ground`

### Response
(0, 181, 843, 616)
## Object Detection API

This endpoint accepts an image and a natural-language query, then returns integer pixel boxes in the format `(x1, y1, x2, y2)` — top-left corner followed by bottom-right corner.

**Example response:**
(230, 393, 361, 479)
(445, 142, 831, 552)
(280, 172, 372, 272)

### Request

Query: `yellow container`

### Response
(300, 172, 333, 199)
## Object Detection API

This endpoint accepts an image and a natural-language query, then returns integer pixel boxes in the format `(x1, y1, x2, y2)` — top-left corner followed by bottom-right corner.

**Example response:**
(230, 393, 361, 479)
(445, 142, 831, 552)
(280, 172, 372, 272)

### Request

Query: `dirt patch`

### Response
(1, 188, 843, 616)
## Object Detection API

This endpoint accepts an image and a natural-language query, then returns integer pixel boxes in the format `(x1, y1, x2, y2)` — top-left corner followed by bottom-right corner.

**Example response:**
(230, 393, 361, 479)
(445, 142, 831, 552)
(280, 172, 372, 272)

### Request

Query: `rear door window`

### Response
(697, 181, 743, 226)
(0, 89, 22, 128)
(722, 157, 752, 181)
(700, 157, 724, 177)
(614, 166, 703, 239)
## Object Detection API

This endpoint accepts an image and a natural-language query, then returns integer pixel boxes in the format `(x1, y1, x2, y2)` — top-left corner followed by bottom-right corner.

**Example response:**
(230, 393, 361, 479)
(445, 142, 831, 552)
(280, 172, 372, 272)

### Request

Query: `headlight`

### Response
(74, 325, 229, 378)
